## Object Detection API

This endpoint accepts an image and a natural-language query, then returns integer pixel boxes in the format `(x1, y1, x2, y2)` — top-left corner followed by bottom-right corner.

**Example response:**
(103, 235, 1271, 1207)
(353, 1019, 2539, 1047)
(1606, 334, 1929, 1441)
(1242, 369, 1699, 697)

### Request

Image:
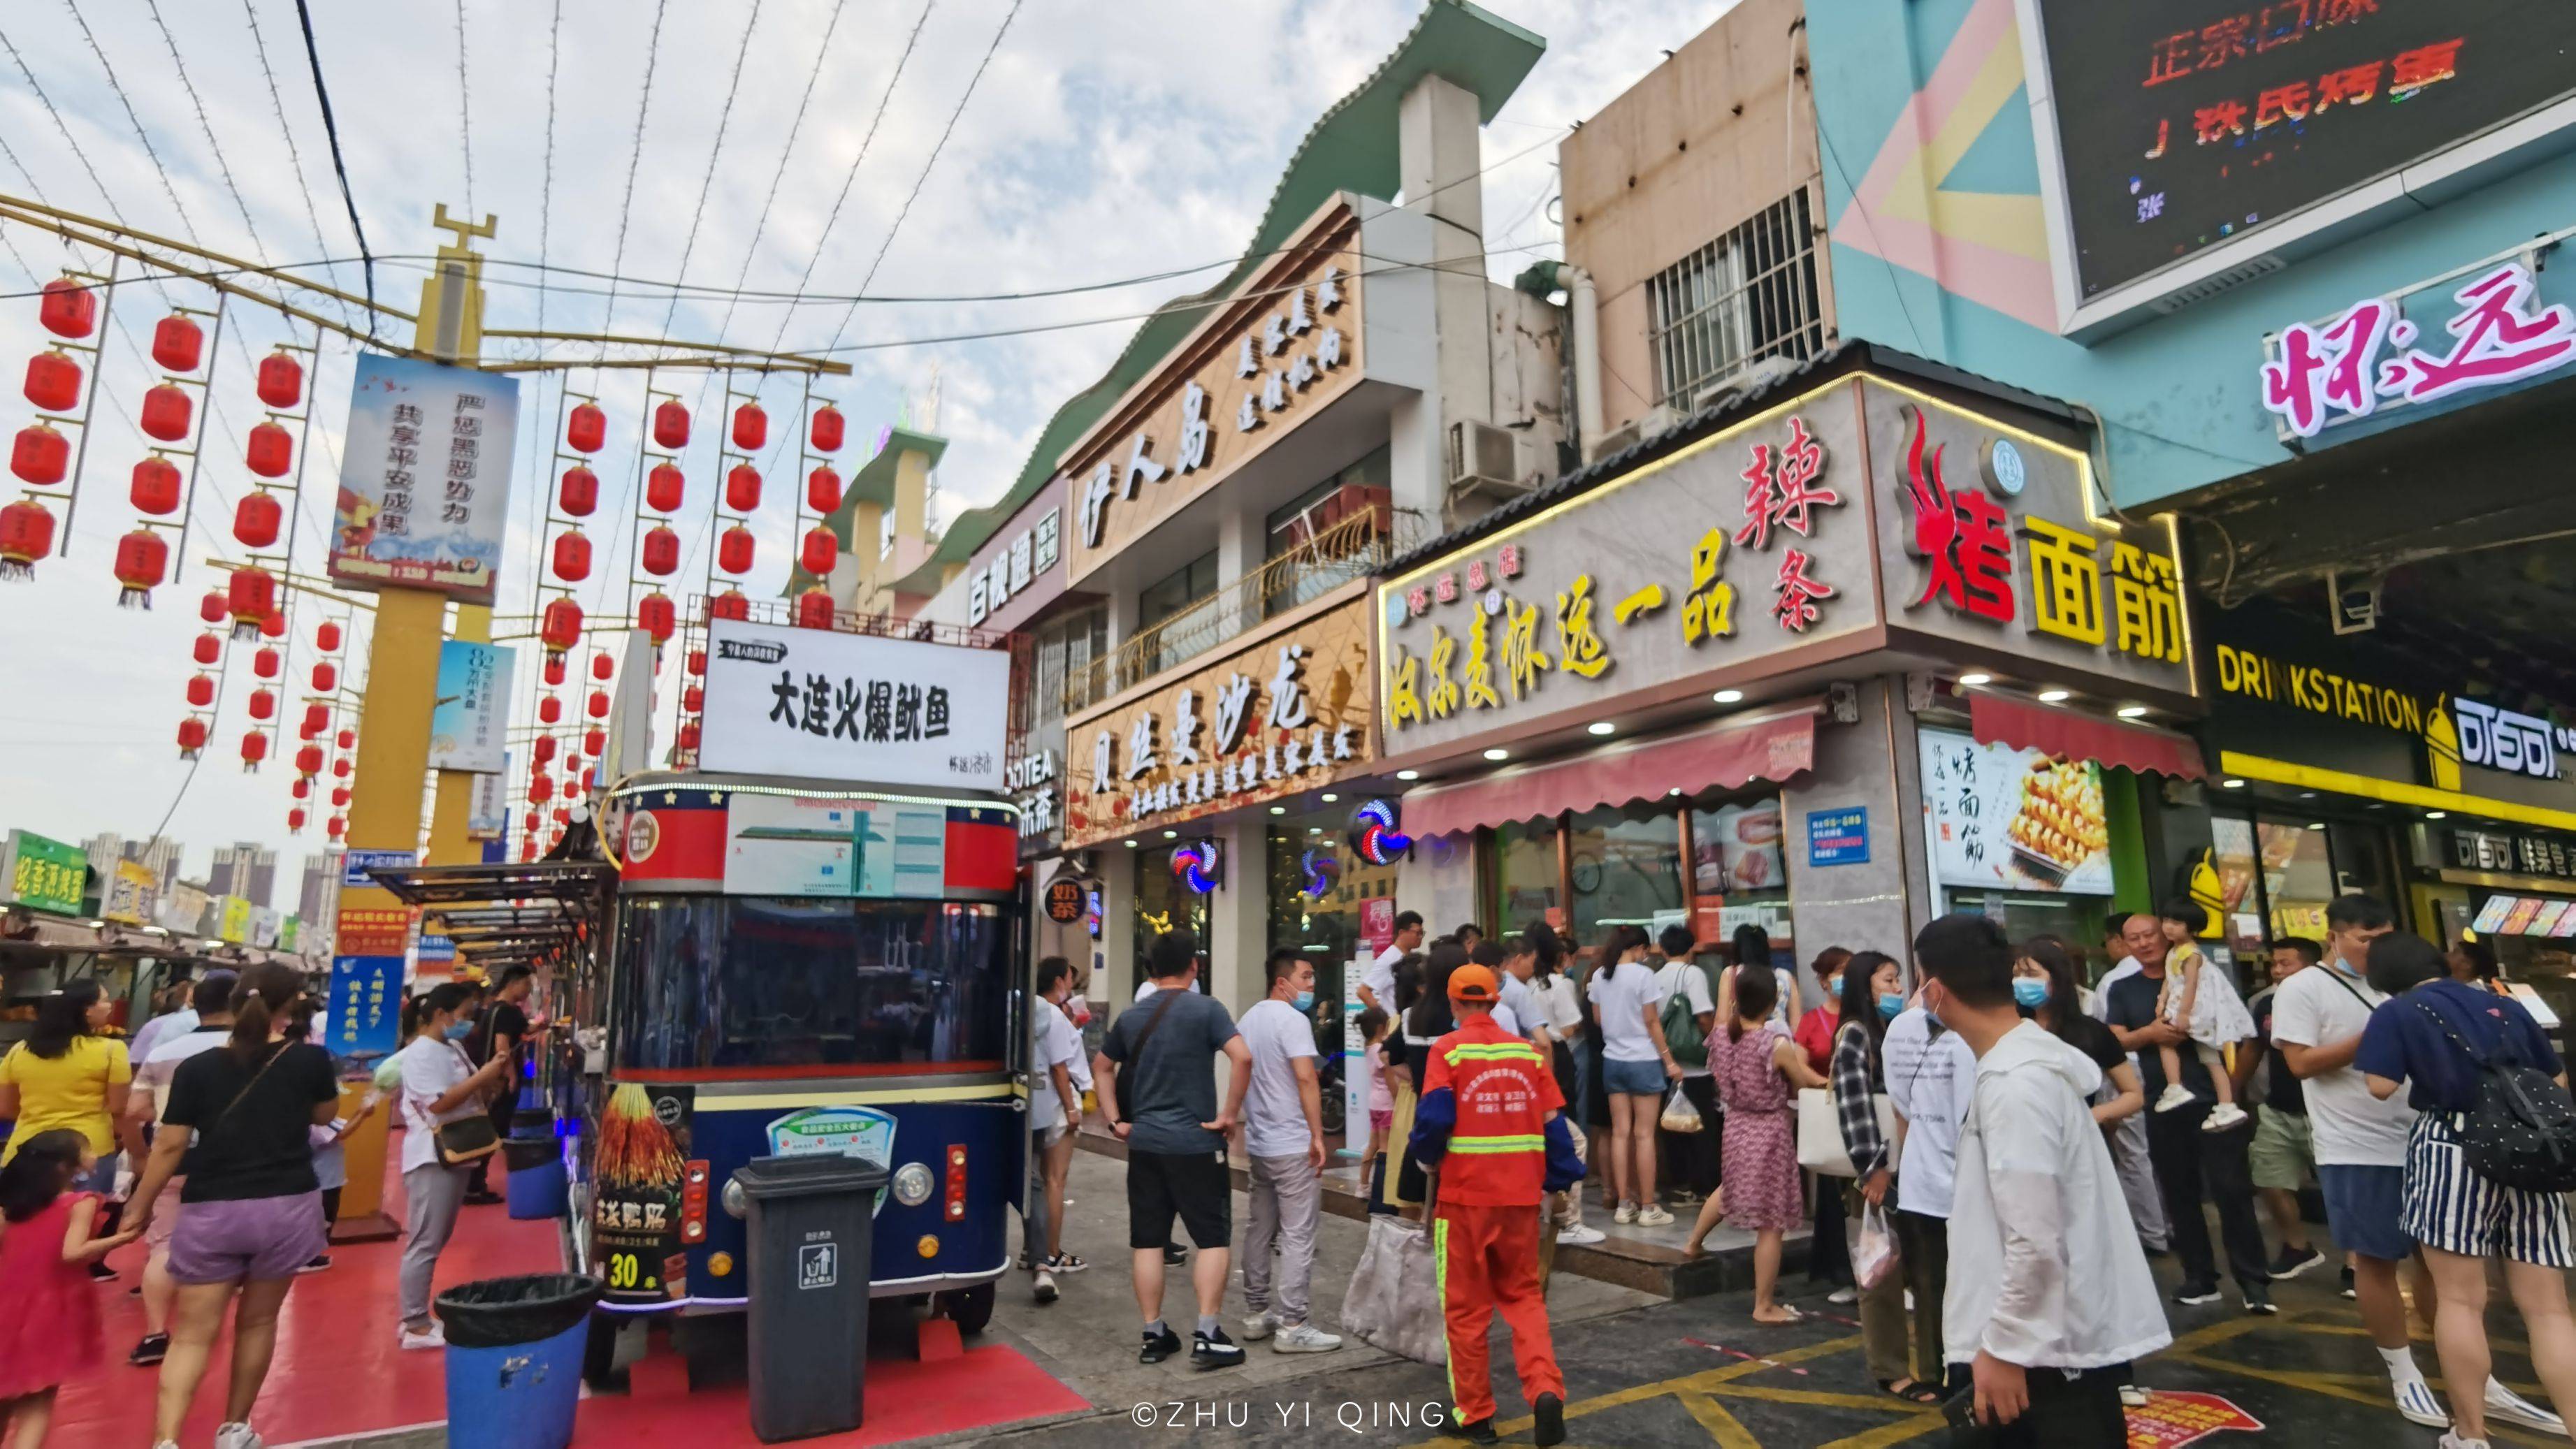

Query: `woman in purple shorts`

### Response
(127, 963, 341, 1449)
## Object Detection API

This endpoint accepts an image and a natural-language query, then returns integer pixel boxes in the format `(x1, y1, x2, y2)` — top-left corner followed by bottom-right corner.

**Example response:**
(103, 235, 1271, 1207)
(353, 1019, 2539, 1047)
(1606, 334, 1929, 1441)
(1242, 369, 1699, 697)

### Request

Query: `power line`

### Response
(142, 0, 269, 259)
(599, 0, 672, 340)
(704, 0, 849, 345)
(62, 0, 208, 245)
(239, 0, 361, 336)
(290, 0, 380, 335)
(653, 0, 766, 338)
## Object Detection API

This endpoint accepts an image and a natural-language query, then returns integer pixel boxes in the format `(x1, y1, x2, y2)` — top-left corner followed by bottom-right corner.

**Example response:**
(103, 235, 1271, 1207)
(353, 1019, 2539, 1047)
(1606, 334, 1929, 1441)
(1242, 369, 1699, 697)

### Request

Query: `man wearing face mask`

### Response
(1236, 951, 1340, 1353)
(1880, 958, 1980, 1395)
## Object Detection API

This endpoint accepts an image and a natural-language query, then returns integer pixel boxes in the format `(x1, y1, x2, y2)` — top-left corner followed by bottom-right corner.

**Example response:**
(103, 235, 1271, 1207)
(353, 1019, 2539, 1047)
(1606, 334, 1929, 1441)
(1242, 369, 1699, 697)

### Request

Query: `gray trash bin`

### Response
(733, 1153, 887, 1443)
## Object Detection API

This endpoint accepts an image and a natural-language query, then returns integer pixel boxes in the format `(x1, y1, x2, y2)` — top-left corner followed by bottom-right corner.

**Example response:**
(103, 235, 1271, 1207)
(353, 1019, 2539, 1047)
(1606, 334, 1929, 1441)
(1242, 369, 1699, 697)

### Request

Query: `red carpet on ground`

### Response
(42, 1141, 1087, 1448)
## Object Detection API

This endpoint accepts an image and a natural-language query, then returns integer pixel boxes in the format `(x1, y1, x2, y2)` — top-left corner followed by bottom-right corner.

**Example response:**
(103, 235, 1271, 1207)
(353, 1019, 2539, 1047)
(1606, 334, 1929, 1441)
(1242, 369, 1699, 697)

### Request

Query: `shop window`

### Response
(1039, 604, 1108, 720)
(1494, 817, 1563, 933)
(1568, 803, 1685, 947)
(1265, 822, 1363, 1051)
(1686, 796, 1793, 954)
(1131, 844, 1210, 998)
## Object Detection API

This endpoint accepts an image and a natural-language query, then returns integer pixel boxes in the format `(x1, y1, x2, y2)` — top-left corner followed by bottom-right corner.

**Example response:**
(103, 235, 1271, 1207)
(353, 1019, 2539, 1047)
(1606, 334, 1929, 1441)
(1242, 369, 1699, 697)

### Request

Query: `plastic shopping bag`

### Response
(1659, 1083, 1704, 1134)
(1342, 1217, 1447, 1365)
(1852, 1203, 1900, 1290)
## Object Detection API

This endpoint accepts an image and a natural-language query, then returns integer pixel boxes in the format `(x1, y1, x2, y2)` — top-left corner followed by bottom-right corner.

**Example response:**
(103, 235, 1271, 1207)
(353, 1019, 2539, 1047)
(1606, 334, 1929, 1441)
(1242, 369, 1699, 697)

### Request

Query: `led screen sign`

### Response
(2032, 1, 2576, 306)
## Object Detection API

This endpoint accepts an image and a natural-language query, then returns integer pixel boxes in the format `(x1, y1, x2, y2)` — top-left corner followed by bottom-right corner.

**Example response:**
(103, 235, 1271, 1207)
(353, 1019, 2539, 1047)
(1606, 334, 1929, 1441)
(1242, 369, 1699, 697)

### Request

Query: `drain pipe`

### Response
(1551, 261, 1604, 460)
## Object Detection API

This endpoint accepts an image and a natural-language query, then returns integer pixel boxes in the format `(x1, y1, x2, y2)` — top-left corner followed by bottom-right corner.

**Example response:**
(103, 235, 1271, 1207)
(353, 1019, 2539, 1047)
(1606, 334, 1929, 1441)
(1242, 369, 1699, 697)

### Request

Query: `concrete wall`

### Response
(1781, 675, 1937, 991)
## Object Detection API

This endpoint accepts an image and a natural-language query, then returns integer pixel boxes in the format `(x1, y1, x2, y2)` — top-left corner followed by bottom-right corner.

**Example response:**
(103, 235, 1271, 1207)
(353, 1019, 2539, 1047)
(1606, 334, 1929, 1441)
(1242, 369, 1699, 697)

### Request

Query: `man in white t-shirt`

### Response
(1882, 994, 1980, 1394)
(1650, 926, 1718, 1202)
(1359, 912, 1425, 1014)
(122, 970, 238, 1367)
(1236, 952, 1340, 1354)
(1027, 958, 1087, 1303)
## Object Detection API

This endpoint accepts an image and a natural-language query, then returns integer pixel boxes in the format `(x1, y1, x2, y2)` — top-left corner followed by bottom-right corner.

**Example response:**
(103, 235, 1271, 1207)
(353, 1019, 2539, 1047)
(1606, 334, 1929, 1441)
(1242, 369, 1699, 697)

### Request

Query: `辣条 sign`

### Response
(696, 618, 1011, 792)
(329, 354, 519, 602)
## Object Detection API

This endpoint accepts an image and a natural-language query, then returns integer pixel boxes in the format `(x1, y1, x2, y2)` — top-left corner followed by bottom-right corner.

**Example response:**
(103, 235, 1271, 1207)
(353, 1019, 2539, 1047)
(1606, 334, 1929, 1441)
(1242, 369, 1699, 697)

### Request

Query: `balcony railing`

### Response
(1064, 507, 1421, 715)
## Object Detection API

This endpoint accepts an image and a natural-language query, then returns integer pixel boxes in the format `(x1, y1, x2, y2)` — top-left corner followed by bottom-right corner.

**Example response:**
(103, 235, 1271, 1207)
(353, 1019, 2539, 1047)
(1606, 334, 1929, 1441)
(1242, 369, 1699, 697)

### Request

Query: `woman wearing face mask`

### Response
(1795, 948, 1856, 1299)
(391, 983, 515, 1350)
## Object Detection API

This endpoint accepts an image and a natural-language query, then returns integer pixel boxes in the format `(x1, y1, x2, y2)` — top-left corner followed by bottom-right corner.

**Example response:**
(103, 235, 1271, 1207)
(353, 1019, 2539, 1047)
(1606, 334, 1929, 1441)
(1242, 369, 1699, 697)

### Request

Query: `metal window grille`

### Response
(1645, 191, 1825, 410)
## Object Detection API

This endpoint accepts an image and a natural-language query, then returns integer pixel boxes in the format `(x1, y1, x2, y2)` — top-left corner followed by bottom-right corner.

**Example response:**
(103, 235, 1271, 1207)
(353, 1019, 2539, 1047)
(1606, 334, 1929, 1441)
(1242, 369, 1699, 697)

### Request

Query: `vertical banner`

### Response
(428, 640, 515, 773)
(325, 953, 403, 1061)
(328, 354, 520, 602)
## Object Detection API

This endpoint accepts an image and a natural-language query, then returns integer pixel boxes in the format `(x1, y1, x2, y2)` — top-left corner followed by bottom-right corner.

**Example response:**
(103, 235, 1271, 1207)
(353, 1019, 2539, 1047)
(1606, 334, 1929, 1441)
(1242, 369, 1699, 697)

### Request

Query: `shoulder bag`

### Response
(1111, 985, 1187, 1121)
(1797, 1026, 1897, 1178)
(430, 1043, 501, 1167)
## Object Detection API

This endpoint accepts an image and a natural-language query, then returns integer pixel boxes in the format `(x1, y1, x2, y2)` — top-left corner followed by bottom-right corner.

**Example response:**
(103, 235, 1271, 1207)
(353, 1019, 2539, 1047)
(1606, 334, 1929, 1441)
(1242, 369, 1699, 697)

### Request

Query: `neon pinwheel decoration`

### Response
(1348, 798, 1412, 867)
(1170, 837, 1223, 894)
(1300, 850, 1341, 899)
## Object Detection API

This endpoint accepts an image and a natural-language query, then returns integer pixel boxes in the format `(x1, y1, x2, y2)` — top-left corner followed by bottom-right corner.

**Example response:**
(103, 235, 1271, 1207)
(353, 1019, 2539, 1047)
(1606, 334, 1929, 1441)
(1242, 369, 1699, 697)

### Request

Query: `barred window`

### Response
(1644, 192, 1825, 411)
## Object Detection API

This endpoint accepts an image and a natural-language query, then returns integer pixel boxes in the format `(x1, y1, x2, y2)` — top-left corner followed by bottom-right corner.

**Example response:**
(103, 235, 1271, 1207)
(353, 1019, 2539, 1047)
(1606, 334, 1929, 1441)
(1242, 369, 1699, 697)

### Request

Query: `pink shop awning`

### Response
(1969, 691, 2208, 780)
(1404, 707, 1819, 838)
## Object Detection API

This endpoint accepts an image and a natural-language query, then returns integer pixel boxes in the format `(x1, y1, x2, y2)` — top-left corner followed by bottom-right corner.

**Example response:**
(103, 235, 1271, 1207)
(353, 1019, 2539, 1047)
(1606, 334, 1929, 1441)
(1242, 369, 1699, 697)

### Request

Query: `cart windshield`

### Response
(612, 895, 1012, 1075)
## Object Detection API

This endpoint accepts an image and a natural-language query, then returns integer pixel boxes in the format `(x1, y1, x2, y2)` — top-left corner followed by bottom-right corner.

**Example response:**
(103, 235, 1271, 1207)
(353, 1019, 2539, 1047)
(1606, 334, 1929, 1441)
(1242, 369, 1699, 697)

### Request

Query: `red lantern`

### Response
(538, 694, 563, 724)
(653, 398, 690, 451)
(531, 735, 558, 764)
(260, 608, 287, 640)
(23, 350, 80, 412)
(287, 807, 306, 833)
(566, 400, 606, 455)
(256, 350, 303, 409)
(152, 314, 205, 373)
(314, 619, 342, 653)
(199, 589, 227, 625)
(247, 687, 275, 720)
(686, 648, 705, 676)
(529, 774, 553, 804)
(296, 743, 324, 776)
(233, 490, 283, 548)
(0, 498, 55, 580)
(590, 650, 614, 683)
(310, 660, 337, 692)
(565, 755, 586, 778)
(253, 646, 280, 680)
(520, 839, 537, 861)
(530, 755, 551, 782)
(331, 782, 350, 805)
(550, 528, 591, 583)
(586, 689, 609, 720)
(711, 590, 749, 622)
(553, 807, 572, 826)
(732, 401, 767, 451)
(718, 525, 755, 576)
(245, 422, 293, 479)
(558, 464, 598, 518)
(677, 721, 702, 752)
(523, 809, 541, 835)
(10, 423, 68, 486)
(301, 701, 329, 736)
(239, 730, 267, 772)
(646, 463, 685, 514)
(795, 588, 834, 630)
(140, 384, 192, 443)
(327, 816, 346, 841)
(185, 673, 215, 708)
(681, 684, 703, 713)
(584, 727, 606, 757)
(132, 456, 182, 516)
(637, 592, 677, 643)
(806, 464, 842, 515)
(113, 528, 168, 607)
(542, 654, 565, 687)
(725, 463, 761, 513)
(291, 775, 312, 799)
(38, 277, 96, 340)
(227, 567, 275, 636)
(641, 524, 680, 576)
(811, 403, 845, 453)
(541, 597, 584, 657)
(192, 632, 220, 666)
(337, 726, 356, 750)
(176, 717, 208, 758)
(799, 525, 837, 577)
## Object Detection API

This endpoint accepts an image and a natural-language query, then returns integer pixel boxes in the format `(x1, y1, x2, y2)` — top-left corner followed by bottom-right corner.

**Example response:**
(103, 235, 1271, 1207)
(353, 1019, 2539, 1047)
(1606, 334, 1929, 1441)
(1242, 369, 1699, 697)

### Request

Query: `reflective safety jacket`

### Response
(1408, 1012, 1584, 1207)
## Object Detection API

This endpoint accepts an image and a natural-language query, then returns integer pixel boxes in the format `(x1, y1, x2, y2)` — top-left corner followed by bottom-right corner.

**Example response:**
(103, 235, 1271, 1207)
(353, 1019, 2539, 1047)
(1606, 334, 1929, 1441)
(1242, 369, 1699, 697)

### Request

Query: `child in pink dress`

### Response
(0, 1128, 143, 1446)
(1684, 968, 1825, 1324)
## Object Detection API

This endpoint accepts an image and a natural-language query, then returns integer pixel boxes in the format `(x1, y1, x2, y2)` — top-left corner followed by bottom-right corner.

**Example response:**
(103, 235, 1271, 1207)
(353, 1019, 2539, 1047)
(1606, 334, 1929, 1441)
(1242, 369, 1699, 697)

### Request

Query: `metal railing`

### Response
(1645, 190, 1826, 411)
(1064, 508, 1421, 714)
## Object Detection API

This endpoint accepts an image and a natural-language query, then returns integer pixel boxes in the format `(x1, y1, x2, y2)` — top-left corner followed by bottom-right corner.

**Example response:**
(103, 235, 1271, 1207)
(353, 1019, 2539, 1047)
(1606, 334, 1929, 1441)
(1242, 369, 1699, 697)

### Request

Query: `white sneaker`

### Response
(1828, 1286, 1858, 1305)
(1240, 1310, 1279, 1341)
(397, 1325, 447, 1352)
(2487, 1381, 2566, 1434)
(1032, 1269, 1058, 1305)
(2119, 1384, 2149, 1409)
(2154, 1084, 2199, 1114)
(1636, 1205, 1675, 1228)
(2202, 1102, 2250, 1132)
(2440, 1434, 2494, 1449)
(1613, 1202, 1639, 1225)
(2394, 1377, 2449, 1428)
(1272, 1323, 1343, 1353)
(1555, 1224, 1606, 1246)
(215, 1425, 266, 1449)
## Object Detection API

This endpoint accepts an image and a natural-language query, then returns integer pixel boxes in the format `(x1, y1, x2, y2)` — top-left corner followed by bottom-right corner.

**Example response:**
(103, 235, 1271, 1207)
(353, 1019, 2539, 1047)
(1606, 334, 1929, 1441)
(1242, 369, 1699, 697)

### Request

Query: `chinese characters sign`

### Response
(1919, 729, 2113, 894)
(1, 829, 85, 915)
(967, 500, 1062, 628)
(2034, 1, 2576, 303)
(2259, 261, 2576, 439)
(1064, 205, 1364, 583)
(1062, 595, 1374, 849)
(2451, 827, 2576, 882)
(326, 953, 402, 1061)
(696, 619, 1011, 792)
(427, 640, 516, 774)
(329, 354, 519, 603)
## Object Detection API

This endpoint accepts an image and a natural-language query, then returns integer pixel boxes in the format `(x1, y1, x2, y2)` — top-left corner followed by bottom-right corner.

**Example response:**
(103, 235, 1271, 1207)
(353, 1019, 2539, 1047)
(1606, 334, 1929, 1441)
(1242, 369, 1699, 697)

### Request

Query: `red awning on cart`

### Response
(1969, 691, 2207, 780)
(1405, 706, 1819, 838)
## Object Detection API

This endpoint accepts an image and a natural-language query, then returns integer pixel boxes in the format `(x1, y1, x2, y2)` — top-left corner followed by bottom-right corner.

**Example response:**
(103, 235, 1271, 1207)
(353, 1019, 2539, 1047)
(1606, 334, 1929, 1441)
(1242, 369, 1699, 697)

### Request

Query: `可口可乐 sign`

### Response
(328, 354, 519, 603)
(695, 619, 1011, 792)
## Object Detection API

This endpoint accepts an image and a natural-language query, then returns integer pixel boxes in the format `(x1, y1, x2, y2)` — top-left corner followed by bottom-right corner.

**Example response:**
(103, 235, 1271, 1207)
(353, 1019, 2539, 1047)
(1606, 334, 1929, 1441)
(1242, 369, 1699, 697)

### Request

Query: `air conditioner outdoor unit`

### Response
(1446, 418, 1525, 498)
(1693, 355, 1801, 414)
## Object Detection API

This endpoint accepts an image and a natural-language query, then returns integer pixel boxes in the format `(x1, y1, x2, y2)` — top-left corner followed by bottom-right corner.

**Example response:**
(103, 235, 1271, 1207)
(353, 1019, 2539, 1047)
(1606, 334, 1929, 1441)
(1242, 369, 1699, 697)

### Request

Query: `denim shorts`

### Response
(2319, 1163, 2413, 1262)
(1603, 1056, 1667, 1097)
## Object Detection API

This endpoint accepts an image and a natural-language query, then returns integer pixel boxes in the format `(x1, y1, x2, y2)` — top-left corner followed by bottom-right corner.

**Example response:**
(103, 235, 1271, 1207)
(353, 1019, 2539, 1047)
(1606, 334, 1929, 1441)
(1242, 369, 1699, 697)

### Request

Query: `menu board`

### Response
(2533, 901, 2574, 938)
(2503, 898, 2548, 936)
(2473, 895, 2521, 934)
(1919, 729, 2112, 894)
(1693, 801, 1788, 896)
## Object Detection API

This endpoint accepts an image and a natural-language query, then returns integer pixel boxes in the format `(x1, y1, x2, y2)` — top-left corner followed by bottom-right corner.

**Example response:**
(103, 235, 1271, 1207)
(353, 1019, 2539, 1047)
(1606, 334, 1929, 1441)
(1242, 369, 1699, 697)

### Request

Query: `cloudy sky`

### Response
(0, 0, 1738, 910)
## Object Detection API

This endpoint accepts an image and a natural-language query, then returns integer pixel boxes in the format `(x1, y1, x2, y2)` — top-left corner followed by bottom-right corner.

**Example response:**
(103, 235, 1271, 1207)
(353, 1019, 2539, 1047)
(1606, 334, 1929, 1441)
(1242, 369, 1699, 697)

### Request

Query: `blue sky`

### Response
(0, 0, 1739, 903)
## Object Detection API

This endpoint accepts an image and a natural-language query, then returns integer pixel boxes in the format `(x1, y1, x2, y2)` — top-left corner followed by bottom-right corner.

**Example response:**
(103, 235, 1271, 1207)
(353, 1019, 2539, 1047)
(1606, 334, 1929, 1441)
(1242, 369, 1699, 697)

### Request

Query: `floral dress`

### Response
(1713, 1022, 1802, 1231)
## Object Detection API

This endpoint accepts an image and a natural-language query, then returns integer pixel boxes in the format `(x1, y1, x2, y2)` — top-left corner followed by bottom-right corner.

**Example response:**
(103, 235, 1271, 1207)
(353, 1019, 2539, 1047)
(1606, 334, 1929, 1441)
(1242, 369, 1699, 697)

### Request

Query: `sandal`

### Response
(1881, 1379, 1944, 1404)
(1043, 1252, 1087, 1274)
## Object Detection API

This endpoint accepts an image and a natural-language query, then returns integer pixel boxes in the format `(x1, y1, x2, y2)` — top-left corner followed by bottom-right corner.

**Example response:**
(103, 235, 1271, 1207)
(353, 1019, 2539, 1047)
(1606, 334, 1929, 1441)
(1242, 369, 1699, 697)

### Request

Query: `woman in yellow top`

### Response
(0, 982, 145, 1198)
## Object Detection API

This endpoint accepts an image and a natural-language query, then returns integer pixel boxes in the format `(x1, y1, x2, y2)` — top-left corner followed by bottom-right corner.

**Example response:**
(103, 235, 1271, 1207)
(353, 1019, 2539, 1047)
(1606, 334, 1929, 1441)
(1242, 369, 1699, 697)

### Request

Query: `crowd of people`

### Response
(0, 963, 540, 1449)
(1027, 892, 2576, 1449)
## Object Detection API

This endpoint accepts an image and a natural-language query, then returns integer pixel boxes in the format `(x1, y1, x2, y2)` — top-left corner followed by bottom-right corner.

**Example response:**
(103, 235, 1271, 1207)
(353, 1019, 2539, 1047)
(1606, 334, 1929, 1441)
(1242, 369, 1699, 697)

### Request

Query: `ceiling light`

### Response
(2426, 810, 2447, 820)
(1124, 839, 1138, 849)
(1483, 748, 1510, 762)
(2037, 688, 2071, 702)
(2221, 778, 2245, 789)
(1268, 806, 1286, 815)
(1396, 769, 1419, 781)
(1667, 787, 1682, 796)
(1958, 673, 1992, 686)
(1320, 793, 1338, 803)
(2307, 822, 2326, 831)
(1712, 689, 1744, 704)
(1586, 721, 1616, 736)
(1162, 830, 1178, 839)
(2116, 705, 2148, 719)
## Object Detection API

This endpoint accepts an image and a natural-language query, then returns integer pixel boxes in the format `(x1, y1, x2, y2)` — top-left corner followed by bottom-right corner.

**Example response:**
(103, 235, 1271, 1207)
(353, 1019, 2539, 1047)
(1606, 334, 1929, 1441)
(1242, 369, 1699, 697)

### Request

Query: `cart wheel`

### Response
(939, 1282, 996, 1336)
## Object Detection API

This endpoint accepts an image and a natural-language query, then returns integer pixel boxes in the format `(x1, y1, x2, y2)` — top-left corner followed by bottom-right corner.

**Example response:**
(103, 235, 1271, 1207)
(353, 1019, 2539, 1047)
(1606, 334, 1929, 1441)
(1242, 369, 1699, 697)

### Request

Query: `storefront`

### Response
(1373, 344, 2206, 987)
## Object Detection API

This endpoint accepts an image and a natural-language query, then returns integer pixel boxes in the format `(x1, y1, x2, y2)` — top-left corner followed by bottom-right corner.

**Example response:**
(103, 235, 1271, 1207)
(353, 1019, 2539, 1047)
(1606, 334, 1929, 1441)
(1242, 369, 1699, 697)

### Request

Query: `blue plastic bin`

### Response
(505, 1138, 568, 1220)
(438, 1275, 601, 1449)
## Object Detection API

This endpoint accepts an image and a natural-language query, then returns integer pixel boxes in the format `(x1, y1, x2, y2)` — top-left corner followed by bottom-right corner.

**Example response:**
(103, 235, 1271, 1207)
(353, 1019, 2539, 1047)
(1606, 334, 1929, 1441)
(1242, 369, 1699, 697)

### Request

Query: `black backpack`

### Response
(2412, 998, 2576, 1193)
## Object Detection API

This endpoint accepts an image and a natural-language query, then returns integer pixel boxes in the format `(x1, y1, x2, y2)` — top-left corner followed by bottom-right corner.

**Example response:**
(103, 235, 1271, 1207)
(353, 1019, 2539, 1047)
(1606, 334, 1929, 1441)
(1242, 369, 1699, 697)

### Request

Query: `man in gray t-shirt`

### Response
(1097, 931, 1252, 1368)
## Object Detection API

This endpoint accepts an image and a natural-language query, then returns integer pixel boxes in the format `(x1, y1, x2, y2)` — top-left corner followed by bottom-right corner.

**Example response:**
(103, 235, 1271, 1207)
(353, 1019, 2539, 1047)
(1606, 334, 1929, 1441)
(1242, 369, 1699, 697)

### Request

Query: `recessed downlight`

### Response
(1396, 769, 1420, 781)
(1162, 829, 1178, 839)
(2221, 778, 2245, 789)
(2037, 688, 2071, 703)
(1268, 806, 1286, 815)
(2116, 705, 2148, 720)
(1483, 748, 1510, 762)
(1587, 721, 1616, 736)
(2426, 810, 2447, 820)
(1712, 689, 1744, 704)
(1958, 673, 1992, 686)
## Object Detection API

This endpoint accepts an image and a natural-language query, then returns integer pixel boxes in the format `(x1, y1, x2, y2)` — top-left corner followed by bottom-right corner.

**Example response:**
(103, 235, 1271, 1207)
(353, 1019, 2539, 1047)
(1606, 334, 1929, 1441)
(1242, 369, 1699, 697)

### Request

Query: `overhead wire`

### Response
(289, 0, 381, 334)
(62, 0, 209, 247)
(653, 0, 765, 339)
(598, 0, 672, 342)
(239, 0, 362, 337)
(142, 0, 270, 262)
(702, 0, 848, 345)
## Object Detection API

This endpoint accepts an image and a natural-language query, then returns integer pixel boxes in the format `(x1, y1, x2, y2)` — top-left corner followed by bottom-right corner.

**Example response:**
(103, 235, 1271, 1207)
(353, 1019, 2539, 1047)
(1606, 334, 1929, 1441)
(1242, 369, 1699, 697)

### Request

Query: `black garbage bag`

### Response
(504, 1137, 561, 1173)
(435, 1274, 604, 1349)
